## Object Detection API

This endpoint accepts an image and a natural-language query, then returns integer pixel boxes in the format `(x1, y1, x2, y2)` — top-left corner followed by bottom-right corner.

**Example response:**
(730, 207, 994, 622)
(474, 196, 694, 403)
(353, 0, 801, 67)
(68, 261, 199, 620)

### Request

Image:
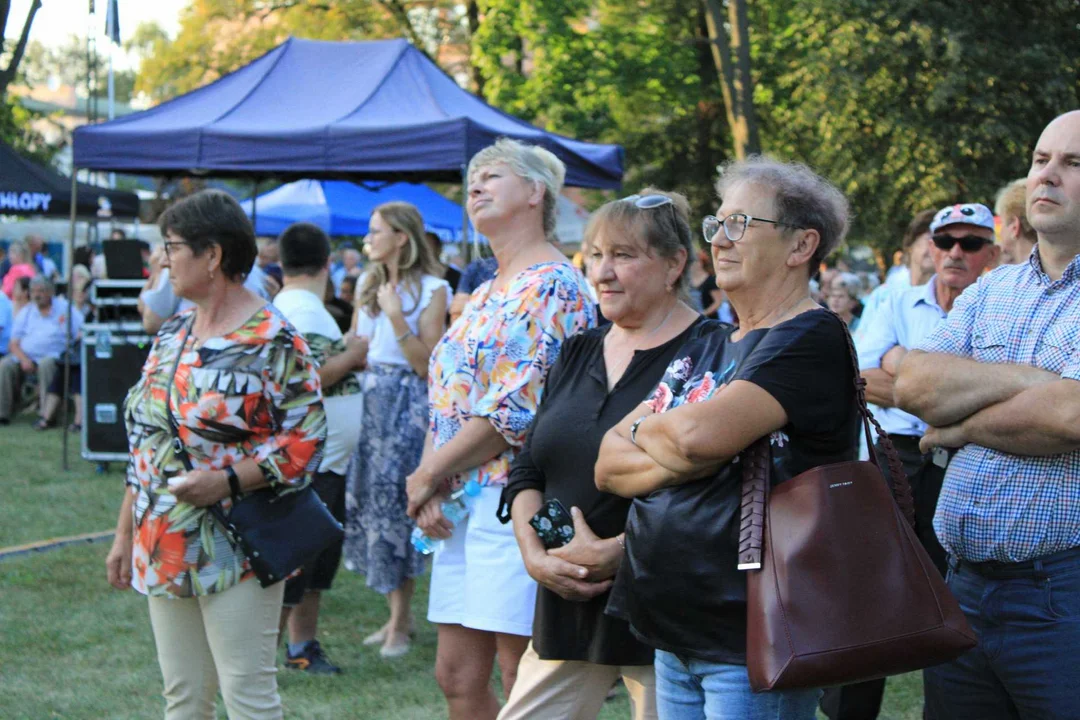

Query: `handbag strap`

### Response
(164, 315, 196, 474)
(737, 310, 916, 571)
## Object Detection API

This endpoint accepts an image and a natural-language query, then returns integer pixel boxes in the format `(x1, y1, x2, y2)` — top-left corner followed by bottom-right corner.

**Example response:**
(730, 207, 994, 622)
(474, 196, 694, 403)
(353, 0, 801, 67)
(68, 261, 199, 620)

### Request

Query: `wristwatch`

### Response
(629, 416, 647, 446)
(224, 466, 241, 500)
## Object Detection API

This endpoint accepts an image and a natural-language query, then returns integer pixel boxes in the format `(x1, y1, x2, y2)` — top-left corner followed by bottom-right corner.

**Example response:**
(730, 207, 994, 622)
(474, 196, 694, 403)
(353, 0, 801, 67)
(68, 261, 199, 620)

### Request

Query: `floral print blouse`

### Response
(428, 262, 596, 487)
(123, 306, 326, 598)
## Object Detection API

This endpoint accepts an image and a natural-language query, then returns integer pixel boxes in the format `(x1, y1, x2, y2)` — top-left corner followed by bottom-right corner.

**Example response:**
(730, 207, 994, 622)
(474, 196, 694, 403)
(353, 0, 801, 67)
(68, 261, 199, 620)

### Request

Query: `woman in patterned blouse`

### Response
(105, 190, 326, 720)
(405, 139, 596, 719)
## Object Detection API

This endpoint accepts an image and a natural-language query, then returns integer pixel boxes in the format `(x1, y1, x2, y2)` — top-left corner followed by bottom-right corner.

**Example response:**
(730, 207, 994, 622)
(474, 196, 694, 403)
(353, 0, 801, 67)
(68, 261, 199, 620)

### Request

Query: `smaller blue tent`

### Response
(239, 180, 464, 239)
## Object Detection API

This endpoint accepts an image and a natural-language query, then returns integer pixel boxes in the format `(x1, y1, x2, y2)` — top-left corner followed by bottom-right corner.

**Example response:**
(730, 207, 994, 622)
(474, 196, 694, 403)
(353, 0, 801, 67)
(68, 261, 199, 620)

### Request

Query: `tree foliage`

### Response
(134, 0, 464, 103)
(128, 0, 1080, 255)
(20, 36, 137, 104)
(472, 0, 732, 216)
(753, 0, 1080, 250)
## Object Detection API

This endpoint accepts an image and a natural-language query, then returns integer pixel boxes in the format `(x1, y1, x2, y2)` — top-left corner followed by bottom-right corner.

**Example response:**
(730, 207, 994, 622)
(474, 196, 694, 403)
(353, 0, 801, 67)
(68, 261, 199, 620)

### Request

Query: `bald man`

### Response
(896, 110, 1080, 719)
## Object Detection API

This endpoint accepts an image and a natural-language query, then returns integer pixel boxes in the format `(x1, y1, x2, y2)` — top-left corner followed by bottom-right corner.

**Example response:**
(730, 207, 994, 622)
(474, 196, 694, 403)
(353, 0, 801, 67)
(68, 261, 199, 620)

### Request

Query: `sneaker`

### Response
(285, 640, 342, 675)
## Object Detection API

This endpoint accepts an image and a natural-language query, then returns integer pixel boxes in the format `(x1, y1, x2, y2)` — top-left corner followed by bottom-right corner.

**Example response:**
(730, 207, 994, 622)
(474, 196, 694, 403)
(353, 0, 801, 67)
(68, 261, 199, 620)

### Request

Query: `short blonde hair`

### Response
(994, 178, 1035, 242)
(467, 138, 566, 238)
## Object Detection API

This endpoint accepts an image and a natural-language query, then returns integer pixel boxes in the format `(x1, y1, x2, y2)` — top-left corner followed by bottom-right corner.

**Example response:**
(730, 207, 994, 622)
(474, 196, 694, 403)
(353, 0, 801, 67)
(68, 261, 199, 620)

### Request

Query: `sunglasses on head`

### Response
(620, 194, 674, 209)
(931, 234, 991, 252)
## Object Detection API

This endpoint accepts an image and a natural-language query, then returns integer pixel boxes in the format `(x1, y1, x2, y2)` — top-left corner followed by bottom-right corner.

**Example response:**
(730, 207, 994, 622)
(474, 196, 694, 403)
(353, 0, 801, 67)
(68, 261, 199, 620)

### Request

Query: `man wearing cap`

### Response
(896, 110, 1080, 718)
(828, 203, 998, 720)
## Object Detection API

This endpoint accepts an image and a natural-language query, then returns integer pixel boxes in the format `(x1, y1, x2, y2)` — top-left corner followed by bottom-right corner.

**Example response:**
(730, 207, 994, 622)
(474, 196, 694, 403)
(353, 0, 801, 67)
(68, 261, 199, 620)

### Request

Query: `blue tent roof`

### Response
(239, 180, 465, 239)
(72, 37, 624, 189)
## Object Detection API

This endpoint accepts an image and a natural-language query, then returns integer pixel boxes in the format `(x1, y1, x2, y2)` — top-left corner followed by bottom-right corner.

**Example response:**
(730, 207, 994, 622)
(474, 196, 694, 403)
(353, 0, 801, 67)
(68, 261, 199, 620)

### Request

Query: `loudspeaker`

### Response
(81, 326, 151, 461)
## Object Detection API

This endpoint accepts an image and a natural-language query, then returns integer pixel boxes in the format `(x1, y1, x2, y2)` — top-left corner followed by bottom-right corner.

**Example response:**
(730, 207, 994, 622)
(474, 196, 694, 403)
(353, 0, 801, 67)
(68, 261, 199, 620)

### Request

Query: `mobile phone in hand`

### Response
(529, 498, 575, 549)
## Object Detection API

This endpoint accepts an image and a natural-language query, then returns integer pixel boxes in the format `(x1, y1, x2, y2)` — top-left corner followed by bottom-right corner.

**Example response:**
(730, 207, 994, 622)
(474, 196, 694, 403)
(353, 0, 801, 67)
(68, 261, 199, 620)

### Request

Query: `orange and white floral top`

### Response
(123, 306, 326, 598)
(428, 262, 596, 488)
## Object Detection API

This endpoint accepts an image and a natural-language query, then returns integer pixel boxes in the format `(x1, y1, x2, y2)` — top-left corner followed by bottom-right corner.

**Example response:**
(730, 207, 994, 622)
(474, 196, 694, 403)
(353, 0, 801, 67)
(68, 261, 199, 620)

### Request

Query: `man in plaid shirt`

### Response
(896, 111, 1080, 719)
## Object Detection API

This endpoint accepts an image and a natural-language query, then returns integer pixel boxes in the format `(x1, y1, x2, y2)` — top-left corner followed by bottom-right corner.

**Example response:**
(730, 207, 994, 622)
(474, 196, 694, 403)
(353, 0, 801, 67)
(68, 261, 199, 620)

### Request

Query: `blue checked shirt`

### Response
(917, 250, 1080, 562)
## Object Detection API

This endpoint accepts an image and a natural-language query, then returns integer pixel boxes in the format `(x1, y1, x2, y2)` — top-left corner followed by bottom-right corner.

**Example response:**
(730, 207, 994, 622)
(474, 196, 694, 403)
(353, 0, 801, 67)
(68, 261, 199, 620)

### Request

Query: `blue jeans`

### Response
(654, 650, 820, 720)
(925, 548, 1080, 720)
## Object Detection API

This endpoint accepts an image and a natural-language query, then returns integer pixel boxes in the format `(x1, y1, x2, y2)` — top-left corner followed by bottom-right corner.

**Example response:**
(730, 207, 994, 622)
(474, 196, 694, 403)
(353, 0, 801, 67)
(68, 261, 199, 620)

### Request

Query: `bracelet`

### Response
(396, 329, 413, 344)
(223, 466, 241, 500)
(616, 534, 626, 550)
(629, 416, 647, 446)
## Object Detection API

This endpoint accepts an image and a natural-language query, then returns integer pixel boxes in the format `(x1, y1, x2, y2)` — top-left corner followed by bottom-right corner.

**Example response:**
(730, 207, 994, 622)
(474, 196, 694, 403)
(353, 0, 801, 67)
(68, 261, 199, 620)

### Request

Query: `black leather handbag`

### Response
(164, 315, 343, 588)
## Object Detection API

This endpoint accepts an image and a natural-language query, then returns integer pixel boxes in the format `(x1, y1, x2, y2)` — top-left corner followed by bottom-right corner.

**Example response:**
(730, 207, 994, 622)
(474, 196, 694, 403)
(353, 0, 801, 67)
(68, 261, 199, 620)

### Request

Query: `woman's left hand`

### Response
(376, 283, 403, 318)
(405, 466, 438, 518)
(171, 470, 230, 508)
(548, 507, 623, 582)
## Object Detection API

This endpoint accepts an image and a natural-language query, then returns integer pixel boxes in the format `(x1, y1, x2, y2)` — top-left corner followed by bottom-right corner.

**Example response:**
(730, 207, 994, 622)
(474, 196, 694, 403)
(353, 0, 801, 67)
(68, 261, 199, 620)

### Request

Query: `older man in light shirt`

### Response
(822, 203, 999, 720)
(0, 276, 83, 424)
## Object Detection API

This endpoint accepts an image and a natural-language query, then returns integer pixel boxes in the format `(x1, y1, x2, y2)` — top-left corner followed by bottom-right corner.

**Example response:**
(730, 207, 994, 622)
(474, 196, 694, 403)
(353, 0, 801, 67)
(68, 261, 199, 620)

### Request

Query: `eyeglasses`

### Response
(702, 213, 805, 245)
(931, 234, 992, 253)
(163, 240, 190, 257)
(620, 194, 674, 209)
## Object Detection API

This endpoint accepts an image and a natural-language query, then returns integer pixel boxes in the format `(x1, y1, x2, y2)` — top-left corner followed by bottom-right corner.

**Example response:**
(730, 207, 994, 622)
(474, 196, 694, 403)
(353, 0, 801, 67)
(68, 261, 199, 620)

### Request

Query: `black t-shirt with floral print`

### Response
(608, 308, 859, 664)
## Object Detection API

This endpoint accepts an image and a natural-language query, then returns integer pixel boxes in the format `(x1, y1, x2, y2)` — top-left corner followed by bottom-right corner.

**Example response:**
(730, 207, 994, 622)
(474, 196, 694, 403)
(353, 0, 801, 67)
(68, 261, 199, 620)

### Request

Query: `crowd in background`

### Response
(2, 110, 1078, 720)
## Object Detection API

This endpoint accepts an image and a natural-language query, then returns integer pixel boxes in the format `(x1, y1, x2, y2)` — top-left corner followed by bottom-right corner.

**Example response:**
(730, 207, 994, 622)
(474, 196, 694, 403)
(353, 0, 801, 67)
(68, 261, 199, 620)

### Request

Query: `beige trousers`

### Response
(497, 641, 658, 720)
(147, 578, 285, 720)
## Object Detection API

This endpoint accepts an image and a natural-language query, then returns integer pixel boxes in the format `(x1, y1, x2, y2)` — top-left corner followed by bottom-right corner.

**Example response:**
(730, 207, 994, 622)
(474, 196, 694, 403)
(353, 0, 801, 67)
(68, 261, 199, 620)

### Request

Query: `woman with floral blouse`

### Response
(105, 190, 325, 720)
(405, 139, 596, 720)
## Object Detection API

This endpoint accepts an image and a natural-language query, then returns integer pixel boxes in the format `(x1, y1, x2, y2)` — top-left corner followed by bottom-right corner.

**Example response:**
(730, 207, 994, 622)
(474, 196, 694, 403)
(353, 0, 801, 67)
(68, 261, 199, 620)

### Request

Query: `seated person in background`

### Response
(109, 228, 126, 241)
(0, 288, 11, 357)
(0, 276, 84, 425)
(36, 267, 95, 431)
(138, 242, 270, 335)
(10, 276, 30, 319)
(2, 241, 36, 298)
(26, 234, 59, 282)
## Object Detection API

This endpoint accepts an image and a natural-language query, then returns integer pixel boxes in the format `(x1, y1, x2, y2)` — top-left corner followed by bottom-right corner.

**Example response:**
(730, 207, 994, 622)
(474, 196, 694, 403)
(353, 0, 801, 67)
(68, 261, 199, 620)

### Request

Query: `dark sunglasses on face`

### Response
(931, 234, 992, 252)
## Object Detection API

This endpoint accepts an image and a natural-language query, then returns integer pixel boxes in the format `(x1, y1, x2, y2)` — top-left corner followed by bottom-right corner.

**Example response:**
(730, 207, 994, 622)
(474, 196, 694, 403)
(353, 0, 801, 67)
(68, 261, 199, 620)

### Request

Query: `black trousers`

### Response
(820, 434, 948, 720)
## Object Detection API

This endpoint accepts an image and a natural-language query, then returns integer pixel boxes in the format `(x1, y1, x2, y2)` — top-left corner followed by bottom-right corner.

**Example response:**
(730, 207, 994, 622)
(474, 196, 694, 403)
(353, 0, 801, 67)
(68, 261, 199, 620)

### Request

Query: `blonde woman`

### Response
(408, 139, 596, 719)
(344, 202, 449, 658)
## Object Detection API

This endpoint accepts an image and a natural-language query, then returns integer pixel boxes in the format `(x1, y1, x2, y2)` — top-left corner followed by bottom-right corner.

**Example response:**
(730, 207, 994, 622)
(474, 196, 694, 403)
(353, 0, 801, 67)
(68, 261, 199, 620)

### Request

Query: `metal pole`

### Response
(460, 164, 471, 262)
(62, 173, 79, 472)
(251, 180, 259, 233)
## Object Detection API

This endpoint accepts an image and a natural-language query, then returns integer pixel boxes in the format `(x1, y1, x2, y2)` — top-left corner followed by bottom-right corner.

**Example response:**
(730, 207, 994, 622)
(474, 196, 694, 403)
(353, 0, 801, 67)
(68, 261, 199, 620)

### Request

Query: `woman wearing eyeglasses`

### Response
(406, 138, 596, 720)
(105, 191, 326, 719)
(496, 189, 721, 720)
(596, 158, 861, 719)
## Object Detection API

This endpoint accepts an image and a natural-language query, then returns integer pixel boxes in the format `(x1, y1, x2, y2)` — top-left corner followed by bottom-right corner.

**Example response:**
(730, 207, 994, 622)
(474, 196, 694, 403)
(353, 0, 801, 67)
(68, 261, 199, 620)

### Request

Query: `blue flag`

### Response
(104, 0, 120, 45)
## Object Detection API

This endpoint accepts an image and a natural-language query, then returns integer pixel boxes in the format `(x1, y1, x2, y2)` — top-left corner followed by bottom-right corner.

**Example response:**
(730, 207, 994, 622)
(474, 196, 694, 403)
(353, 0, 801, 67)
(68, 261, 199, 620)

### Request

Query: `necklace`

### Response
(604, 302, 681, 388)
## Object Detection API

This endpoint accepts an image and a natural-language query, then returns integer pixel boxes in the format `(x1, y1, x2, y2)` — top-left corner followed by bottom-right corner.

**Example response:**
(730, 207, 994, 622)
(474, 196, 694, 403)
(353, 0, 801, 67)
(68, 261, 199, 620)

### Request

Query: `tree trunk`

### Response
(466, 1, 485, 95)
(0, 0, 42, 98)
(702, 0, 759, 159)
(728, 0, 760, 156)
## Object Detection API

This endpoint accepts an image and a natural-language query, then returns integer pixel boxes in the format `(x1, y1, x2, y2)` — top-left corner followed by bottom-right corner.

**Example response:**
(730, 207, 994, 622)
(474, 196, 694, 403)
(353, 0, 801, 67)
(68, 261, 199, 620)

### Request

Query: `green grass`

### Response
(0, 418, 922, 719)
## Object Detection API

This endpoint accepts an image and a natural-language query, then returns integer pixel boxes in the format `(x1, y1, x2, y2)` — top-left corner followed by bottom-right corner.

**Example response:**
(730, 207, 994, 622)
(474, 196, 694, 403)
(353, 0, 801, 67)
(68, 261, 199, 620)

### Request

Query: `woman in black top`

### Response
(499, 189, 718, 720)
(596, 159, 859, 720)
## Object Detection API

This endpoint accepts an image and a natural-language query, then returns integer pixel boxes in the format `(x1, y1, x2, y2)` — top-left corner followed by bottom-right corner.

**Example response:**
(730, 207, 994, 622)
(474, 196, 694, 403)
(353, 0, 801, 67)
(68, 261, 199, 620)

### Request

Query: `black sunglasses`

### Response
(931, 234, 991, 253)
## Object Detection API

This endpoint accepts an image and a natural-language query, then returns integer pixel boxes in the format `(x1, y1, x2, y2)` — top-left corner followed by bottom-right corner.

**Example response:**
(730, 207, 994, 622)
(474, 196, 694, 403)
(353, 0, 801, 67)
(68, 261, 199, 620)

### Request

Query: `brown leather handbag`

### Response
(738, 313, 976, 692)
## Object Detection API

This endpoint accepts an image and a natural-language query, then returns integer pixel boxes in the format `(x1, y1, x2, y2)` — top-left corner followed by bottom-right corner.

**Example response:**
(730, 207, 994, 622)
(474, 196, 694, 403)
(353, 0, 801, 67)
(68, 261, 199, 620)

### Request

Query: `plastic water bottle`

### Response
(410, 480, 482, 555)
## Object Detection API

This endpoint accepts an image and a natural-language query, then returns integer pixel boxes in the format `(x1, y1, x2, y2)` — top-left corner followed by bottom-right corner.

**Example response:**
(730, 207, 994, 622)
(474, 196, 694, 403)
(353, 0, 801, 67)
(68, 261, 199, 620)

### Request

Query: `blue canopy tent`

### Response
(65, 38, 622, 469)
(238, 180, 466, 241)
(71, 37, 624, 189)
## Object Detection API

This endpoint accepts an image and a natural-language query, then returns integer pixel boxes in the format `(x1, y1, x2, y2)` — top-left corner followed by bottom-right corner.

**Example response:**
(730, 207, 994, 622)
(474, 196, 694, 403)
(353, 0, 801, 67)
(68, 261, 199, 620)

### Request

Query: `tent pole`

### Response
(62, 172, 78, 472)
(252, 180, 259, 233)
(460, 164, 473, 262)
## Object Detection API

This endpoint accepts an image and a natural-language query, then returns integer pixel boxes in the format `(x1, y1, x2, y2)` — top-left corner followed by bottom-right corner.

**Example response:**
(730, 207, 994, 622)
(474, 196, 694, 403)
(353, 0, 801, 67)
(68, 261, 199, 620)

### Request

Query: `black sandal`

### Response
(33, 418, 56, 431)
